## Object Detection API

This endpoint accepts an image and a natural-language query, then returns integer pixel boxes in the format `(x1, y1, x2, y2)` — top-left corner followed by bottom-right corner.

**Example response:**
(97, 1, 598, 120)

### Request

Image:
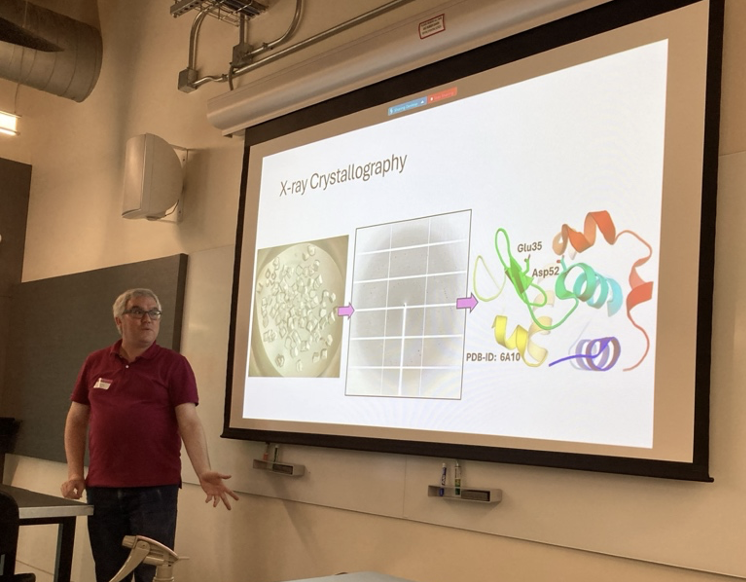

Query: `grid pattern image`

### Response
(346, 211, 471, 399)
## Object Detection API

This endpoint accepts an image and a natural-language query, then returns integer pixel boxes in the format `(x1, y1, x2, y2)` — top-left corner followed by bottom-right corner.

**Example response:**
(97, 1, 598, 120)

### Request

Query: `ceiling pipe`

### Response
(226, 0, 304, 90)
(242, 0, 304, 60)
(229, 0, 417, 80)
(180, 0, 304, 92)
(0, 0, 102, 102)
(181, 0, 419, 92)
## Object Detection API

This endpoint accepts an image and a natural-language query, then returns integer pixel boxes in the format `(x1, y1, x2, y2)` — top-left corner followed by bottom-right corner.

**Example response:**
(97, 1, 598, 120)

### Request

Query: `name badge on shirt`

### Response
(93, 377, 112, 390)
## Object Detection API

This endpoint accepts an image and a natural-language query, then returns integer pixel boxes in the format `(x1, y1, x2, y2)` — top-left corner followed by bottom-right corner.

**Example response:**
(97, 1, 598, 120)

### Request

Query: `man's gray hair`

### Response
(113, 288, 162, 333)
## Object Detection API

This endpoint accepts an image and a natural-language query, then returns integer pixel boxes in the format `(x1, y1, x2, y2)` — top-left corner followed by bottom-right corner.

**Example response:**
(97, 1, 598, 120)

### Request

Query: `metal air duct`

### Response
(0, 0, 102, 102)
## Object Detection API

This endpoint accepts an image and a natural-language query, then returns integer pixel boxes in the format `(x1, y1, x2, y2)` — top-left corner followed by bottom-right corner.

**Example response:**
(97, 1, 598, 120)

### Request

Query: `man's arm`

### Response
(175, 402, 239, 510)
(60, 402, 90, 499)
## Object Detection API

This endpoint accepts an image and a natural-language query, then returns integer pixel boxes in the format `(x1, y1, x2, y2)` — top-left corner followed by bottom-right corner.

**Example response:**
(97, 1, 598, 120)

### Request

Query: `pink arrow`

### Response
(337, 304, 355, 318)
(456, 293, 478, 312)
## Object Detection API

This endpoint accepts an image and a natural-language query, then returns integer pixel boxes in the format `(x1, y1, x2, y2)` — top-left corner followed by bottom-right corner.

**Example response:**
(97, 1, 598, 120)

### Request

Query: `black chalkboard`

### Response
(2, 254, 188, 463)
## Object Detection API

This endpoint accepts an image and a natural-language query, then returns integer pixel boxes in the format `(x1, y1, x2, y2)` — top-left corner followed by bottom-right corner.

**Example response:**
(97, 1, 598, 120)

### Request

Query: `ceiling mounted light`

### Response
(0, 111, 19, 136)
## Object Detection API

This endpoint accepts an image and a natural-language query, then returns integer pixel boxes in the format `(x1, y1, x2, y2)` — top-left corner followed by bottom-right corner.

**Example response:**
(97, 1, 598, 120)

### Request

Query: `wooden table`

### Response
(0, 484, 93, 582)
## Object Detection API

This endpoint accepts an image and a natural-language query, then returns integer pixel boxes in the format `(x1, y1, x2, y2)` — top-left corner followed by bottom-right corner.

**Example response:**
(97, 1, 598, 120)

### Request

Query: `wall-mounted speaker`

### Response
(122, 133, 184, 220)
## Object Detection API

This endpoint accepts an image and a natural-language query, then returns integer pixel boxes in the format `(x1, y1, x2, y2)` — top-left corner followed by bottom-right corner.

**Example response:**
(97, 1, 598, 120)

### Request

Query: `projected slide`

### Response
(240, 39, 667, 448)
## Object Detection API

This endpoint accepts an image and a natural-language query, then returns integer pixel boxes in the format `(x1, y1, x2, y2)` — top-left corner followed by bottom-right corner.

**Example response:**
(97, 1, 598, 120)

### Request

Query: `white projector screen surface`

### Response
(225, 0, 722, 480)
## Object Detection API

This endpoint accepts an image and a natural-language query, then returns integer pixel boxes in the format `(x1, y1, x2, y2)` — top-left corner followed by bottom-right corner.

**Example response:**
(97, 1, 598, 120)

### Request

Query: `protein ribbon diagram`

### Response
(474, 210, 654, 371)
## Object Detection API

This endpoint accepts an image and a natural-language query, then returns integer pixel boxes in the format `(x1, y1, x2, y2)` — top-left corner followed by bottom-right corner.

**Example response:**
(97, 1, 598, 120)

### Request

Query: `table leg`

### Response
(54, 517, 76, 582)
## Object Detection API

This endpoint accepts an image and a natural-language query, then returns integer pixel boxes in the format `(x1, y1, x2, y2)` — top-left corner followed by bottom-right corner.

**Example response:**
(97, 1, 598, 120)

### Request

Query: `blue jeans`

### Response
(86, 485, 179, 582)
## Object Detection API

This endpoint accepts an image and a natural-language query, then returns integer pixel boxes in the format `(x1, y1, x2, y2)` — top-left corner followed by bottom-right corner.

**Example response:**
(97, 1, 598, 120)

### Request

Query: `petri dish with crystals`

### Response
(249, 236, 347, 377)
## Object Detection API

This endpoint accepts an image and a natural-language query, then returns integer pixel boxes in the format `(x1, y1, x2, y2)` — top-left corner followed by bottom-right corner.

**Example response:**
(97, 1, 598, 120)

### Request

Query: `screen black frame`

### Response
(223, 0, 724, 482)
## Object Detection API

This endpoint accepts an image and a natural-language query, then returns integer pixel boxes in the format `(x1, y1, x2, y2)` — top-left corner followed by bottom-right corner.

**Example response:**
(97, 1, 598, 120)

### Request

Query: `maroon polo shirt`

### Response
(71, 340, 199, 487)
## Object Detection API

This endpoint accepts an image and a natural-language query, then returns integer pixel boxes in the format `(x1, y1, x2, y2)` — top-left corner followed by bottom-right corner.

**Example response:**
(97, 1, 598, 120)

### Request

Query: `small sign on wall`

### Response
(419, 14, 446, 40)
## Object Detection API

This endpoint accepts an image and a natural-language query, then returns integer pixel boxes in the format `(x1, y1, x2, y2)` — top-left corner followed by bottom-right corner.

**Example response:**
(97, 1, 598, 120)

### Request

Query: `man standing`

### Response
(61, 288, 238, 582)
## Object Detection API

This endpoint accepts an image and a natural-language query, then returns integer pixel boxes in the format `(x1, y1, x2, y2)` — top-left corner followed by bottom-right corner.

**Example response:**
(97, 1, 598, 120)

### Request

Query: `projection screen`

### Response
(224, 0, 723, 481)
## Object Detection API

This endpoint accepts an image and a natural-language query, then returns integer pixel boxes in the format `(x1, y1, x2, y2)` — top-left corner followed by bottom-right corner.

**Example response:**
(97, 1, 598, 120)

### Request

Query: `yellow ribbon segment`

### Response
(492, 315, 552, 368)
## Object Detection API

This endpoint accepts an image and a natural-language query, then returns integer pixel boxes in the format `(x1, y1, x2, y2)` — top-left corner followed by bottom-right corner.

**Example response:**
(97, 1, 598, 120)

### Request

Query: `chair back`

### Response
(0, 489, 20, 581)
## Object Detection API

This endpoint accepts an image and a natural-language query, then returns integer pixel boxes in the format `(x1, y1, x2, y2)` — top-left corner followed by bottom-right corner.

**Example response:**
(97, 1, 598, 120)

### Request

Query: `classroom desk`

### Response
(0, 484, 93, 582)
(289, 573, 415, 582)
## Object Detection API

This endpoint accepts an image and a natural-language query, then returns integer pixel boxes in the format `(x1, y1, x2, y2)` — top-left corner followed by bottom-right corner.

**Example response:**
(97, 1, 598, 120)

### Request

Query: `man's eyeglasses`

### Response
(123, 307, 162, 320)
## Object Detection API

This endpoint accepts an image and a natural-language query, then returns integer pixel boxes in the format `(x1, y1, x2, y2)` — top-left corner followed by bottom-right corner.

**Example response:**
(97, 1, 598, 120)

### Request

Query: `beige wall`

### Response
(1, 1, 745, 581)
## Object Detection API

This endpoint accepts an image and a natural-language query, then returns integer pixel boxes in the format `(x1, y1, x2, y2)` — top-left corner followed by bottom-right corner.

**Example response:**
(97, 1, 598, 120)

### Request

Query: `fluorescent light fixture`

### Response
(0, 111, 19, 136)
